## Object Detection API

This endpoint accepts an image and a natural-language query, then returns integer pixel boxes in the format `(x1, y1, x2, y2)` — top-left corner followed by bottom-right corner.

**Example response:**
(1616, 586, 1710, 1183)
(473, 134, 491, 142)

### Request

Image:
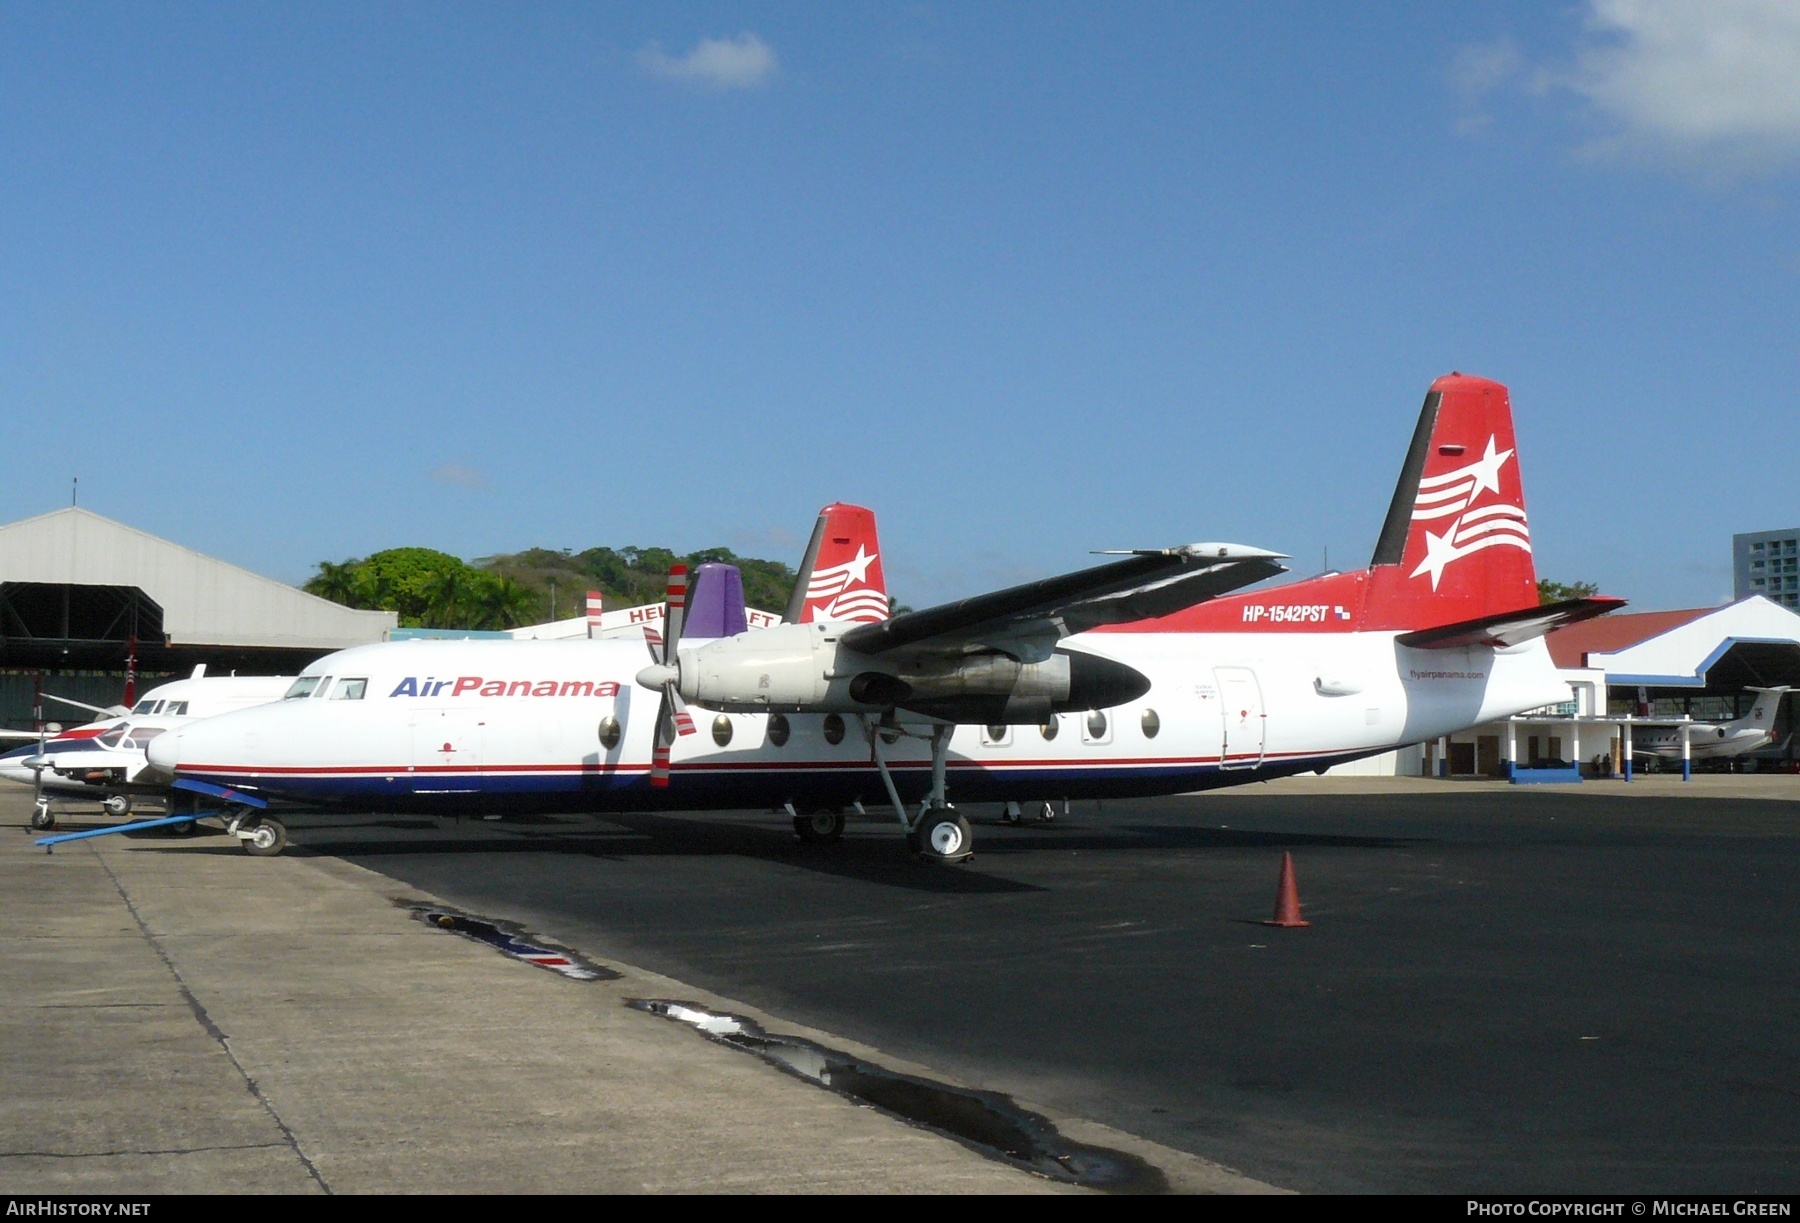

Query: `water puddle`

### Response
(400, 901, 620, 981)
(630, 998, 1166, 1193)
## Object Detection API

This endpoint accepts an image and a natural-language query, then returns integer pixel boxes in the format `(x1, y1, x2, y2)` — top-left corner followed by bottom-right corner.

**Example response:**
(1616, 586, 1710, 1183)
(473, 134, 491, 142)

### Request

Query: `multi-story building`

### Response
(1735, 529, 1800, 610)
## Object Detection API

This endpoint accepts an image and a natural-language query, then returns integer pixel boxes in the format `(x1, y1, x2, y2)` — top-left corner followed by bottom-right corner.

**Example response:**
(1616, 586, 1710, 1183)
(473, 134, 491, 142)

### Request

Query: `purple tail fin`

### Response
(685, 564, 748, 638)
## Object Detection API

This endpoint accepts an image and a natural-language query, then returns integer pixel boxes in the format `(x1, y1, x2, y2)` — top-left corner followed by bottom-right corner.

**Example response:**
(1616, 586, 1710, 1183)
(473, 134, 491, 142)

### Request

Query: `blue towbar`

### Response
(36, 814, 208, 851)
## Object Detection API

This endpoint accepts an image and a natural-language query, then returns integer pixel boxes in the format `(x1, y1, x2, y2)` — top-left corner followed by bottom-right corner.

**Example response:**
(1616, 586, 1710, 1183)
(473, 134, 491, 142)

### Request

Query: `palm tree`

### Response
(305, 560, 362, 606)
(473, 576, 534, 630)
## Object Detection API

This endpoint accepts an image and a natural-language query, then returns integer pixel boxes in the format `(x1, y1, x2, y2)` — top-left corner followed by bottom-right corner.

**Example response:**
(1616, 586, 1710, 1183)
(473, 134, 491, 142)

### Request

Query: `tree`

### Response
(1538, 579, 1599, 605)
(304, 560, 361, 606)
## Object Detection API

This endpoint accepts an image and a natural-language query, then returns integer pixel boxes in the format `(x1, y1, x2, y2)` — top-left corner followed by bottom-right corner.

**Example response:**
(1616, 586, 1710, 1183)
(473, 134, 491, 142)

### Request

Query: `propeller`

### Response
(637, 564, 698, 788)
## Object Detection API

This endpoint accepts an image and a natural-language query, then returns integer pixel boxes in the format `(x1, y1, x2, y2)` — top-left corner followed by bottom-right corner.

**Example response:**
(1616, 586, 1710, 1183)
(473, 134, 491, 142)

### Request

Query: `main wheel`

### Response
(910, 807, 972, 863)
(165, 818, 198, 837)
(30, 804, 55, 831)
(793, 809, 846, 842)
(103, 794, 132, 818)
(242, 818, 287, 857)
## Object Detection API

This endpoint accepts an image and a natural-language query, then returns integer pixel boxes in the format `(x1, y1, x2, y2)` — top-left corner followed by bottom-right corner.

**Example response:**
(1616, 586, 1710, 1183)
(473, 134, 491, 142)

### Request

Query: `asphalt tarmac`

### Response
(285, 776, 1800, 1195)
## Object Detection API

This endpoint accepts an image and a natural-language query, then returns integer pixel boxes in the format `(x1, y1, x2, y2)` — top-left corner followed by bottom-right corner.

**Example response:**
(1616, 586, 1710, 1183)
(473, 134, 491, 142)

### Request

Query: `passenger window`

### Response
(766, 714, 790, 748)
(330, 679, 367, 700)
(1083, 710, 1111, 745)
(822, 714, 846, 746)
(982, 724, 1011, 747)
(284, 678, 321, 700)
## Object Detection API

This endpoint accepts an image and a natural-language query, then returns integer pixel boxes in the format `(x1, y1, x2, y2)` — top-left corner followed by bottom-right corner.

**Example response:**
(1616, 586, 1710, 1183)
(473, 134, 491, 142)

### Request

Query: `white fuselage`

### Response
(147, 631, 1569, 812)
(1, 675, 294, 799)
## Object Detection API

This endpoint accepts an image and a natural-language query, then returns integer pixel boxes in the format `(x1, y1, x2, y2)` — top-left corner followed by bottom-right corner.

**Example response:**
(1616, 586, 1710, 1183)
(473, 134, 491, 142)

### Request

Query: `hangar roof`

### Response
(0, 507, 396, 649)
(1549, 596, 1800, 689)
(1546, 607, 1712, 668)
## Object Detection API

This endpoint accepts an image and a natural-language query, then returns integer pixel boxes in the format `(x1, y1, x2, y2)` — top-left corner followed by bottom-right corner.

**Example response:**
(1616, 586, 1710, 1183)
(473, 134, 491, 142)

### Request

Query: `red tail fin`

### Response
(785, 503, 889, 624)
(1364, 373, 1537, 629)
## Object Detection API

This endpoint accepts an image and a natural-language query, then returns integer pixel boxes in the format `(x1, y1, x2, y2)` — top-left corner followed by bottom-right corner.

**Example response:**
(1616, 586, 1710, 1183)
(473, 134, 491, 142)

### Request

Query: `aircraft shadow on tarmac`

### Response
(31, 809, 1419, 893)
(277, 807, 1415, 894)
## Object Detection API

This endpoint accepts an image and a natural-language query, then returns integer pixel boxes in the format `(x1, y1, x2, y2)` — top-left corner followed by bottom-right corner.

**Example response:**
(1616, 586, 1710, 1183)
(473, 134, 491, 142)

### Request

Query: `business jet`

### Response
(1629, 687, 1789, 762)
(146, 372, 1619, 861)
(2, 669, 294, 829)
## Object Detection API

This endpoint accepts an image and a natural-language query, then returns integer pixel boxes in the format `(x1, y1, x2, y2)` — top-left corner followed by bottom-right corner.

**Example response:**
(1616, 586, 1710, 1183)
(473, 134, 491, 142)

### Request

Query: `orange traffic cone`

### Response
(1263, 852, 1310, 928)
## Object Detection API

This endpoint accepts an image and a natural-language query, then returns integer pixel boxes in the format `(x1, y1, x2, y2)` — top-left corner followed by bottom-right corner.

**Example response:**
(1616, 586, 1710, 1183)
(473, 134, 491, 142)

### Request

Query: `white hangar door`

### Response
(1215, 667, 1266, 770)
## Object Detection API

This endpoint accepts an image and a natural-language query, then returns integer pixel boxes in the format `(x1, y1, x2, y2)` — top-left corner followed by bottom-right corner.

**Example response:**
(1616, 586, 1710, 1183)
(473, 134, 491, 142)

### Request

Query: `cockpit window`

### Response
(164, 701, 189, 716)
(284, 677, 321, 700)
(330, 678, 367, 700)
(314, 678, 335, 699)
(132, 699, 157, 714)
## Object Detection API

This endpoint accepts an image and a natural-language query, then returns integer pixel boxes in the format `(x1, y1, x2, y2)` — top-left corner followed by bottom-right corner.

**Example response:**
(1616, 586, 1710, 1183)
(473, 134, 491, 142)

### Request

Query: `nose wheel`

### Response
(30, 801, 55, 832)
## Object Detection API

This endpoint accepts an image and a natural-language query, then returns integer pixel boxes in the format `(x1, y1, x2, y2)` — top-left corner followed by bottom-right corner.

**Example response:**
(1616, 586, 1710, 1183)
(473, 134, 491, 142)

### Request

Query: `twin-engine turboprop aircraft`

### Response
(3, 670, 295, 829)
(147, 373, 1621, 861)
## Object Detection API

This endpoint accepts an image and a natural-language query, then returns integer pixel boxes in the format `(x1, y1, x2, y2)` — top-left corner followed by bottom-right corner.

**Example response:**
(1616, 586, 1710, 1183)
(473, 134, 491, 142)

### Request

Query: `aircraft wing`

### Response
(839, 544, 1287, 662)
(1396, 595, 1625, 650)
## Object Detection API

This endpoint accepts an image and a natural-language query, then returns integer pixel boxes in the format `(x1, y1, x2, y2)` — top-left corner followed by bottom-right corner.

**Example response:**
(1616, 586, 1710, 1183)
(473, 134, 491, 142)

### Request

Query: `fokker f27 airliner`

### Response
(147, 373, 1619, 860)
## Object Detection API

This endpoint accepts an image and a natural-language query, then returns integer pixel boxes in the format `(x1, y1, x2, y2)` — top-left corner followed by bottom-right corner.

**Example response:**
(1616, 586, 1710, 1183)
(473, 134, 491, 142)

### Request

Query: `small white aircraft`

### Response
(2, 669, 294, 829)
(1629, 687, 1789, 762)
(143, 372, 1620, 861)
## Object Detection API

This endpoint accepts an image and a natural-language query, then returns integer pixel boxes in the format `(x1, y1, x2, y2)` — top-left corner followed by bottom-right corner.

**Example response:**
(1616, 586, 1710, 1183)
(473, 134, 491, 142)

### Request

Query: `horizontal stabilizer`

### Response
(1395, 596, 1625, 650)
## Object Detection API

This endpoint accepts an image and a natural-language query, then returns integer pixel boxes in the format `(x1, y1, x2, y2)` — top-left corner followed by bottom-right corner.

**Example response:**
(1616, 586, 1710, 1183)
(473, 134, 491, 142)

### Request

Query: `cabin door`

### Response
(411, 710, 486, 795)
(1215, 667, 1266, 769)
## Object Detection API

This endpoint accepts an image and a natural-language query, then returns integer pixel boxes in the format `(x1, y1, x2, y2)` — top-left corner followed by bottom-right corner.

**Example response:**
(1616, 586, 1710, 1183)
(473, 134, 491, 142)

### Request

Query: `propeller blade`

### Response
(650, 699, 674, 787)
(649, 563, 694, 789)
(667, 685, 697, 737)
(662, 564, 689, 665)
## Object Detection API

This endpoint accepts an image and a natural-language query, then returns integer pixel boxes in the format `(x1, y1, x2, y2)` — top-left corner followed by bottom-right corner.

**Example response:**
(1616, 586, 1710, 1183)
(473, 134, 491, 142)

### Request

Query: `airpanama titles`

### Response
(388, 676, 623, 698)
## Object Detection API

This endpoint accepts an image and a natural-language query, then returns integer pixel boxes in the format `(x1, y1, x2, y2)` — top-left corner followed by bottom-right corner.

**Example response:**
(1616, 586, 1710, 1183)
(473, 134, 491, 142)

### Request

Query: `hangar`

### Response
(0, 507, 395, 730)
(1425, 596, 1800, 781)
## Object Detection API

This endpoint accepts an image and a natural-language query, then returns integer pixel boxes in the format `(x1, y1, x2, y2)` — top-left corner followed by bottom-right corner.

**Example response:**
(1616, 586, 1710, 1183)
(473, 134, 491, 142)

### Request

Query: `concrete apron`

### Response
(0, 798, 1275, 1195)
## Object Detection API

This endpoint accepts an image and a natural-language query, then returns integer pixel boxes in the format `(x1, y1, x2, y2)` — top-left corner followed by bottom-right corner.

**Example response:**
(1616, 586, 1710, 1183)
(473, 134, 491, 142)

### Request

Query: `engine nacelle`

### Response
(659, 622, 1150, 722)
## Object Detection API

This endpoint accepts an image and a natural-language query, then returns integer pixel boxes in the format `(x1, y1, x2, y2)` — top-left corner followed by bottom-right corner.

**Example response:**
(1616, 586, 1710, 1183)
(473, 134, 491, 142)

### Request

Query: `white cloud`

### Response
(1448, 38, 1525, 134)
(638, 33, 777, 90)
(1568, 0, 1800, 162)
(431, 463, 488, 491)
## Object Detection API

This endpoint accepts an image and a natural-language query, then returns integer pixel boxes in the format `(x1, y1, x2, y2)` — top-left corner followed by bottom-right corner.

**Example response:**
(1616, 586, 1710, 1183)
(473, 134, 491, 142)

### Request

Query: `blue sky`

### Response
(3, 2, 1797, 610)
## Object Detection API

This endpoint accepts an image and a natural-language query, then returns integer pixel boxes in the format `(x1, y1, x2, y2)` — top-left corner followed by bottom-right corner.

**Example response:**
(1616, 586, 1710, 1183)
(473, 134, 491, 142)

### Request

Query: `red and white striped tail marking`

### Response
(1408, 436, 1531, 591)
(800, 504, 890, 624)
(586, 590, 604, 639)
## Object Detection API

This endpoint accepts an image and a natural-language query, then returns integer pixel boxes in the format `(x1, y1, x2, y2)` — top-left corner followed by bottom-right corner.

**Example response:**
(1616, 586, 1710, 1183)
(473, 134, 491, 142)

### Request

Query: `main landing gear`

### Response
(864, 718, 973, 865)
(790, 806, 846, 843)
(999, 799, 1064, 825)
